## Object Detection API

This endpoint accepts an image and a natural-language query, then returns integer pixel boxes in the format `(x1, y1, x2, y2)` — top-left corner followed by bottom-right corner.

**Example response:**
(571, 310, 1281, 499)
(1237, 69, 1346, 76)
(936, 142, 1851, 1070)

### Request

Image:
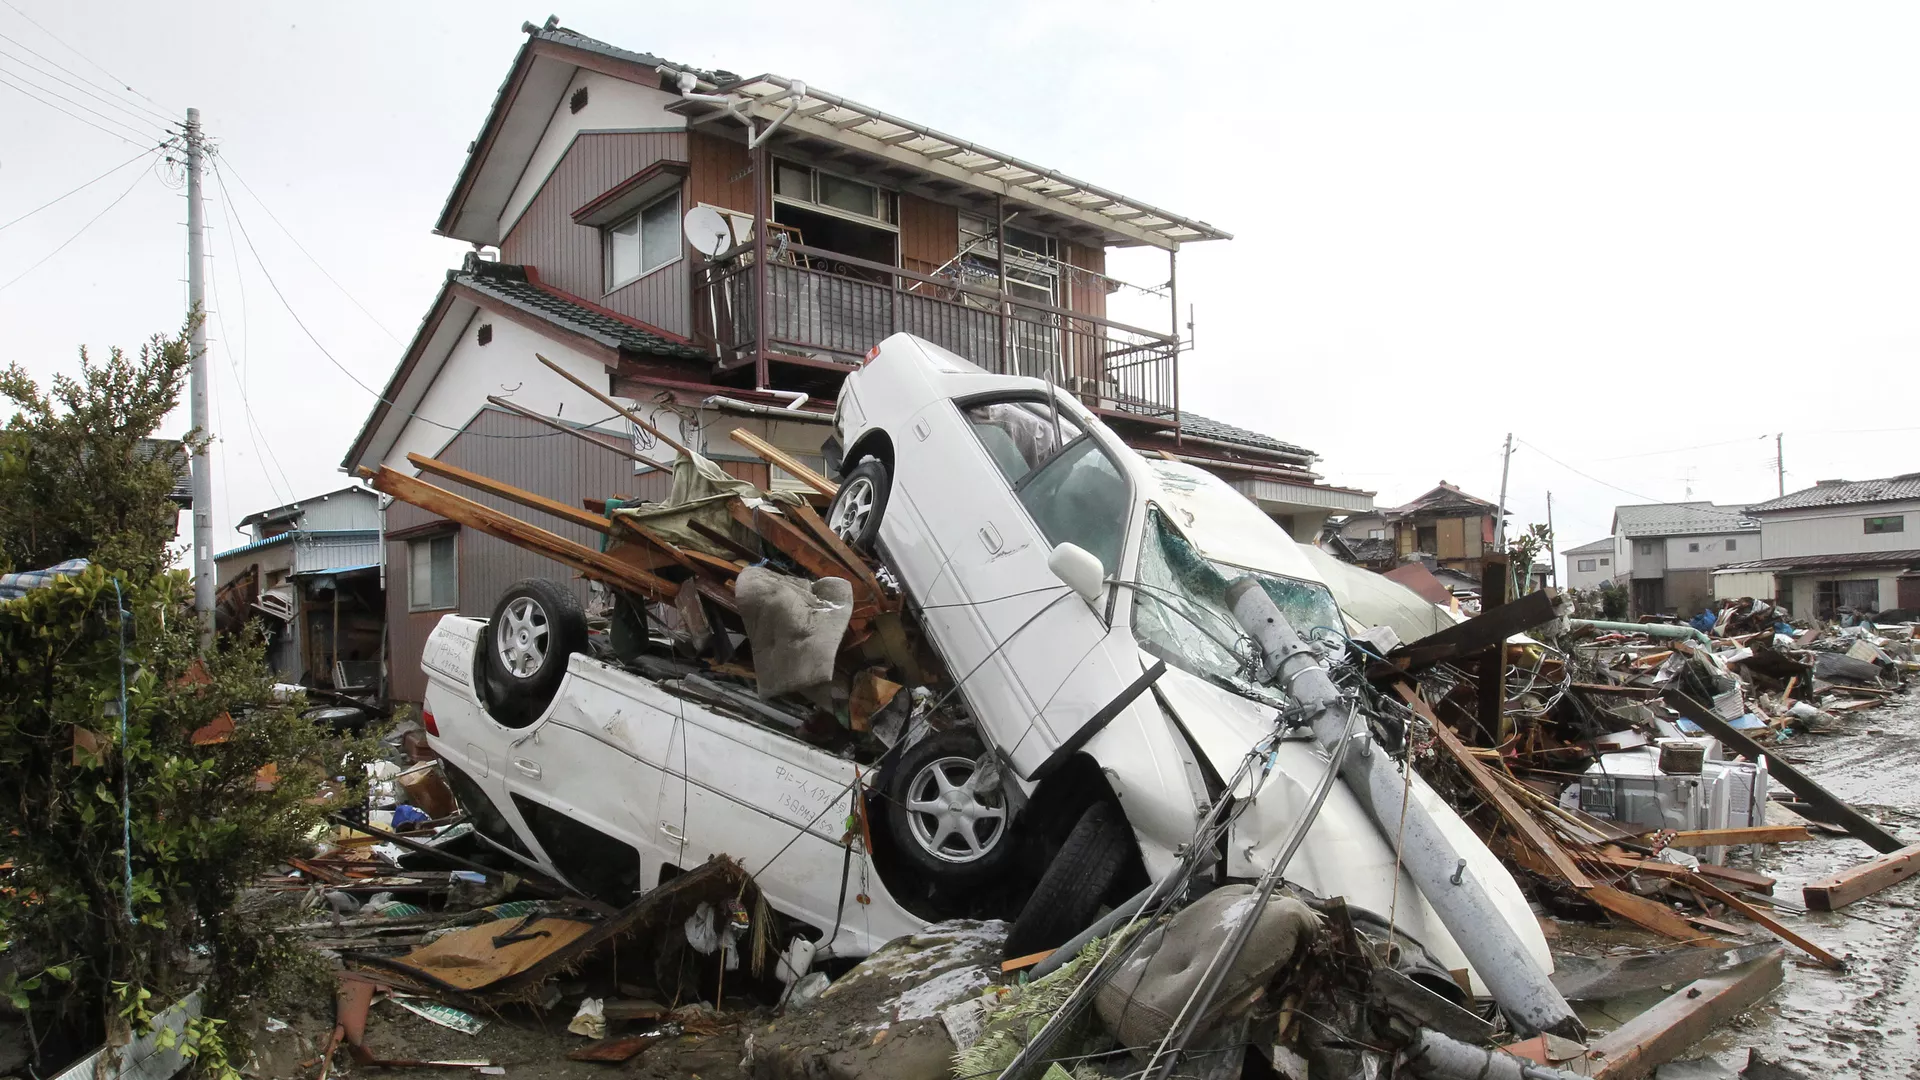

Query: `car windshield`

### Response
(1131, 508, 1344, 707)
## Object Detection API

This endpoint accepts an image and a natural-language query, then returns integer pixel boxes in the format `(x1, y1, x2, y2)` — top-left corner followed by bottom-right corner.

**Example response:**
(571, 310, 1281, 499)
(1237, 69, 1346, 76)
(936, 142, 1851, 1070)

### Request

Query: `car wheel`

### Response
(1004, 801, 1133, 959)
(827, 458, 888, 552)
(885, 729, 1016, 885)
(480, 579, 587, 727)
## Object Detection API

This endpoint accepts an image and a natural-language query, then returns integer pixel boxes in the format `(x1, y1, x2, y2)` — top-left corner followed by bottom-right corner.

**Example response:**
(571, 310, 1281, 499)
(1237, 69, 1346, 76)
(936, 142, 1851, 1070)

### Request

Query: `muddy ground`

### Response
(236, 692, 1920, 1080)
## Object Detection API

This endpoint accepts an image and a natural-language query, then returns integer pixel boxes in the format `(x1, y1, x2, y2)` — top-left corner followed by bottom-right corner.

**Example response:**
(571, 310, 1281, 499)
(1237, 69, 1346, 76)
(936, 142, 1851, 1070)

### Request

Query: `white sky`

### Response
(2, 2, 1914, 559)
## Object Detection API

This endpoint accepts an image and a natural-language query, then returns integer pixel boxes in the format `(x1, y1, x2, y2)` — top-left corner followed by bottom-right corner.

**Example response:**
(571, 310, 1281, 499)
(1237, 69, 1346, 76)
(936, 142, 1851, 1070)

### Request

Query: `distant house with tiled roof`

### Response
(1561, 537, 1619, 591)
(1712, 473, 1920, 617)
(343, 19, 1373, 702)
(1379, 482, 1503, 581)
(1605, 501, 1759, 616)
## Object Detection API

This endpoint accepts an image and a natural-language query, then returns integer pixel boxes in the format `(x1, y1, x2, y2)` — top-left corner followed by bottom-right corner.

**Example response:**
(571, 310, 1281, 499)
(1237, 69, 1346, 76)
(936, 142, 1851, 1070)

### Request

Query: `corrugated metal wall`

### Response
(385, 407, 674, 704)
(498, 131, 691, 335)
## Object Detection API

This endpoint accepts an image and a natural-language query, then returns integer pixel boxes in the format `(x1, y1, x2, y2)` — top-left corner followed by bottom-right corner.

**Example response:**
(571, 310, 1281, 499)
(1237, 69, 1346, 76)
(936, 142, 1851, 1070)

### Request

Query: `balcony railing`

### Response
(693, 243, 1179, 420)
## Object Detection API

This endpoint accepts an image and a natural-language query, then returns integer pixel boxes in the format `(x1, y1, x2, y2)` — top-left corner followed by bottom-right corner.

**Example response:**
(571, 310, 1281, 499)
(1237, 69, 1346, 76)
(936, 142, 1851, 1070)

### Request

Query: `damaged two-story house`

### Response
(343, 19, 1373, 703)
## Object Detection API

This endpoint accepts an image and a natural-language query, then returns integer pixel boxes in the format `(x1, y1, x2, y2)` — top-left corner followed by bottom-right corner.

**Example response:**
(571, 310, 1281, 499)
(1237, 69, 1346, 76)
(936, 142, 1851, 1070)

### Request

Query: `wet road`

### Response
(1695, 690, 1920, 1077)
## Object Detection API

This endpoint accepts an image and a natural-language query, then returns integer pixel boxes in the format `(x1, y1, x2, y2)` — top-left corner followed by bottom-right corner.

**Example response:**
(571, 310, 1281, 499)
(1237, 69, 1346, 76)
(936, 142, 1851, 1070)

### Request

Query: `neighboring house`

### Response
(1385, 482, 1502, 581)
(1562, 537, 1619, 592)
(1713, 473, 1920, 617)
(1322, 534, 1396, 572)
(342, 20, 1373, 703)
(213, 486, 384, 691)
(1611, 502, 1760, 617)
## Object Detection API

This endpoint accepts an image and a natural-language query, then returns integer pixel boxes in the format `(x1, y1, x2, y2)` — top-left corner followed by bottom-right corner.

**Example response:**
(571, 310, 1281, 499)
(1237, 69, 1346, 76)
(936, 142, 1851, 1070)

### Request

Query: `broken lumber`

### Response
(1803, 843, 1920, 911)
(1664, 690, 1907, 854)
(785, 500, 891, 611)
(1581, 883, 1727, 946)
(1584, 949, 1785, 1079)
(482, 394, 653, 464)
(1389, 589, 1559, 673)
(728, 500, 877, 612)
(406, 453, 612, 534)
(1393, 684, 1594, 888)
(363, 467, 677, 602)
(727, 427, 838, 497)
(1667, 826, 1811, 847)
(535, 353, 693, 458)
(1686, 875, 1843, 969)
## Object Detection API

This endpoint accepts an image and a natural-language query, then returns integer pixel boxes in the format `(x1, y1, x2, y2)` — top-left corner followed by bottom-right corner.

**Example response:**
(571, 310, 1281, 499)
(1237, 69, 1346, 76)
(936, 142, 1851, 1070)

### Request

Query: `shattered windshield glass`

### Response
(1131, 508, 1344, 707)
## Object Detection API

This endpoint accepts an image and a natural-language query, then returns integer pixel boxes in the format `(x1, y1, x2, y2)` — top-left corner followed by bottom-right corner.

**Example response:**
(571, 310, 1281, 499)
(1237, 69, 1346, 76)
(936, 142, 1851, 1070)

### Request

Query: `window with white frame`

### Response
(409, 534, 457, 611)
(1577, 558, 1597, 573)
(605, 189, 682, 289)
(773, 161, 895, 225)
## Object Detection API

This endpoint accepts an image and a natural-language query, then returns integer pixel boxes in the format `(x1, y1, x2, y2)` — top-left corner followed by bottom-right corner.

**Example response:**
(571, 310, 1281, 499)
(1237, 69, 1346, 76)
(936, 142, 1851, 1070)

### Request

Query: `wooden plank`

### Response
(1804, 843, 1920, 911)
(1685, 875, 1844, 969)
(1394, 684, 1593, 888)
(1584, 852, 1776, 896)
(727, 427, 838, 497)
(1476, 554, 1510, 742)
(1582, 882, 1728, 946)
(1571, 683, 1661, 697)
(1388, 588, 1559, 673)
(535, 353, 693, 457)
(1664, 691, 1907, 854)
(406, 453, 613, 534)
(1000, 949, 1053, 973)
(728, 501, 876, 608)
(1585, 949, 1785, 1079)
(784, 500, 892, 611)
(362, 467, 677, 603)
(682, 549, 747, 578)
(482, 395, 653, 463)
(687, 519, 762, 562)
(614, 518, 701, 573)
(1667, 826, 1812, 847)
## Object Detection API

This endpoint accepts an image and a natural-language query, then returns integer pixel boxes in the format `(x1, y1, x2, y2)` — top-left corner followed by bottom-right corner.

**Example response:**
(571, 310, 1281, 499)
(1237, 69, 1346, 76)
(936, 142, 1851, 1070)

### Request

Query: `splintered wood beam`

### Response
(483, 395, 653, 464)
(1584, 949, 1785, 1079)
(1581, 883, 1729, 947)
(611, 517, 700, 574)
(1667, 826, 1812, 847)
(1664, 690, 1907, 854)
(726, 427, 838, 497)
(784, 501, 893, 612)
(728, 500, 875, 610)
(407, 453, 612, 534)
(534, 353, 693, 458)
(362, 466, 677, 602)
(1685, 875, 1844, 969)
(1804, 844, 1920, 911)
(1393, 684, 1594, 889)
(1387, 588, 1558, 672)
(687, 519, 761, 563)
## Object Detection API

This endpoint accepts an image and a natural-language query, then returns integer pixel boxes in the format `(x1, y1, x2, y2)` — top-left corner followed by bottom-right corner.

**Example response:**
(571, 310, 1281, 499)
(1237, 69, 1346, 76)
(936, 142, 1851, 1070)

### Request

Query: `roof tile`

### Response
(1746, 474, 1920, 513)
(1613, 502, 1757, 538)
(459, 263, 708, 361)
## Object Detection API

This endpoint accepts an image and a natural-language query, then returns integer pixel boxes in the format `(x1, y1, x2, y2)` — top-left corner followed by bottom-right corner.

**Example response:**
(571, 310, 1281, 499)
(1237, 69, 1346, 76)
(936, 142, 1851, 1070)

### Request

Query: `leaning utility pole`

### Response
(186, 108, 214, 646)
(1494, 432, 1513, 549)
(1776, 432, 1785, 497)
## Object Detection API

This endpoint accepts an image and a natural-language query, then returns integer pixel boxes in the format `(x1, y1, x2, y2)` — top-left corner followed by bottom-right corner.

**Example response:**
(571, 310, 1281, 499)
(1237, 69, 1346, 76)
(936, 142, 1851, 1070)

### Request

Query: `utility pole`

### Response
(186, 108, 214, 647)
(1494, 432, 1513, 549)
(1546, 490, 1558, 589)
(1776, 433, 1785, 497)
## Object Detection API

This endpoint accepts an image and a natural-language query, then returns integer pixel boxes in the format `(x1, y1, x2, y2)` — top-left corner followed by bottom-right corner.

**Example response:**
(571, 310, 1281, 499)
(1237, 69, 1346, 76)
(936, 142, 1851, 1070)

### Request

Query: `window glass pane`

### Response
(1724, 539, 1735, 551)
(1016, 436, 1126, 575)
(409, 540, 431, 607)
(640, 192, 680, 272)
(430, 535, 456, 609)
(963, 400, 1081, 486)
(1577, 559, 1596, 572)
(608, 216, 640, 284)
(775, 163, 811, 199)
(817, 173, 876, 217)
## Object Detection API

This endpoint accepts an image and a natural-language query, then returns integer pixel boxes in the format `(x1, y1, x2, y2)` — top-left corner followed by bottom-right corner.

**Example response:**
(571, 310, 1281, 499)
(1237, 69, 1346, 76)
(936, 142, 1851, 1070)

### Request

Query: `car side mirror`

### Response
(1048, 542, 1106, 602)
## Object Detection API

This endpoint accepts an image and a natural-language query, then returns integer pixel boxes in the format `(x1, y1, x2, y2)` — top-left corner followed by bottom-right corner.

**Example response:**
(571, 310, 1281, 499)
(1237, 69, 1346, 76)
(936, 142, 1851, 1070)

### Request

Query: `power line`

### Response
(0, 68, 159, 149)
(0, 160, 150, 294)
(0, 57, 168, 145)
(0, 145, 154, 233)
(0, 0, 172, 117)
(206, 191, 297, 507)
(216, 156, 406, 344)
(1513, 437, 1757, 522)
(0, 38, 174, 132)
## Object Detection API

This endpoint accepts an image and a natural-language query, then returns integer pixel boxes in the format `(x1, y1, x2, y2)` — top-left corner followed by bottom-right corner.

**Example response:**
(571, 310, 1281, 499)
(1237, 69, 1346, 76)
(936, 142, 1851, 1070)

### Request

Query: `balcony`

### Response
(693, 242, 1180, 421)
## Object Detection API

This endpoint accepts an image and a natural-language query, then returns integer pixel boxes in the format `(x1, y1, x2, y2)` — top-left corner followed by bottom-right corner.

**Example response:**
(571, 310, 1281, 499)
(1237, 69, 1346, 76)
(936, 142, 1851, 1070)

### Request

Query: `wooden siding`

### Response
(899, 194, 959, 277)
(498, 131, 692, 337)
(715, 458, 770, 490)
(384, 408, 674, 703)
(686, 130, 755, 215)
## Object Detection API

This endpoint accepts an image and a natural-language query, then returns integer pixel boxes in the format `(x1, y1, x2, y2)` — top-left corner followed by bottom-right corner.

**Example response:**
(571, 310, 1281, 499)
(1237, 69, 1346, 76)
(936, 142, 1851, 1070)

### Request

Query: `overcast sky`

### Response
(2, 1, 1915, 559)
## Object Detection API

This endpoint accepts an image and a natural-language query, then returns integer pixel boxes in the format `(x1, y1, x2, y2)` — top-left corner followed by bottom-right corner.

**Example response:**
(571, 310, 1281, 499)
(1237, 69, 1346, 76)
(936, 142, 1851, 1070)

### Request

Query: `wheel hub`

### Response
(905, 755, 1005, 864)
(496, 596, 551, 679)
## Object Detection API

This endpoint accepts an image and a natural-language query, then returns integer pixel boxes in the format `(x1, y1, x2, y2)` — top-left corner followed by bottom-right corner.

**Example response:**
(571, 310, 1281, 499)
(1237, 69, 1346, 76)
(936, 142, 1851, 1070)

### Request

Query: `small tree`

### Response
(0, 327, 193, 577)
(1506, 522, 1553, 595)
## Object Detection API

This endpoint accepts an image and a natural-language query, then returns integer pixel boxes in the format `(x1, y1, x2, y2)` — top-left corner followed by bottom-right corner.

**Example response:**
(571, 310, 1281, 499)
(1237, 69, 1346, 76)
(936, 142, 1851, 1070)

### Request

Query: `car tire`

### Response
(885, 729, 1016, 886)
(827, 458, 888, 552)
(1004, 801, 1132, 959)
(480, 579, 587, 727)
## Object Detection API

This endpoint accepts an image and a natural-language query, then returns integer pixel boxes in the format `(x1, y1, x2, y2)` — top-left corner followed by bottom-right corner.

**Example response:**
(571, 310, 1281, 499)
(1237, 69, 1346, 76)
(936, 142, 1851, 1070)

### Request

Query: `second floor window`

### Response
(1866, 515, 1905, 534)
(1577, 558, 1597, 573)
(606, 190, 681, 289)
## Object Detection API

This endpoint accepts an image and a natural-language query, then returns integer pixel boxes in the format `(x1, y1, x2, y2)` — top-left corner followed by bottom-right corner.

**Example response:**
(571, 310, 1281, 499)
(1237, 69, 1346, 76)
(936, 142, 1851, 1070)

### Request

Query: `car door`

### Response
(906, 394, 1131, 777)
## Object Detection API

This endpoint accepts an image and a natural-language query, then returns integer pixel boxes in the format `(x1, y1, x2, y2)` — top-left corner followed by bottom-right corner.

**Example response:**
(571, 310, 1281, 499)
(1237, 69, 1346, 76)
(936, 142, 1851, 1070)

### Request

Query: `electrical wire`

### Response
(0, 68, 161, 149)
(0, 40, 174, 135)
(0, 145, 154, 233)
(0, 57, 169, 145)
(0, 160, 149, 294)
(206, 189, 297, 507)
(1514, 438, 1758, 523)
(0, 0, 174, 119)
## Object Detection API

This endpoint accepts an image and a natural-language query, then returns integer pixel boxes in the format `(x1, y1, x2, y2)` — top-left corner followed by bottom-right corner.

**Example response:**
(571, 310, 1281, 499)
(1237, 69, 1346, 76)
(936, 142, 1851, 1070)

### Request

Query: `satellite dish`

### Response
(684, 205, 733, 258)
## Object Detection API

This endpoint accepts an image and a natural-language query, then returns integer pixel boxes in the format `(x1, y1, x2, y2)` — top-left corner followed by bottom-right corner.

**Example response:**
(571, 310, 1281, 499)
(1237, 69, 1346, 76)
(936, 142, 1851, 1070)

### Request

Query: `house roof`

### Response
(460, 262, 708, 361)
(214, 532, 293, 561)
(135, 437, 191, 505)
(1717, 549, 1920, 574)
(1612, 501, 1758, 538)
(1335, 536, 1396, 564)
(1386, 482, 1499, 518)
(235, 485, 377, 531)
(437, 20, 1226, 250)
(1746, 473, 1920, 514)
(1563, 537, 1615, 556)
(1178, 413, 1315, 460)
